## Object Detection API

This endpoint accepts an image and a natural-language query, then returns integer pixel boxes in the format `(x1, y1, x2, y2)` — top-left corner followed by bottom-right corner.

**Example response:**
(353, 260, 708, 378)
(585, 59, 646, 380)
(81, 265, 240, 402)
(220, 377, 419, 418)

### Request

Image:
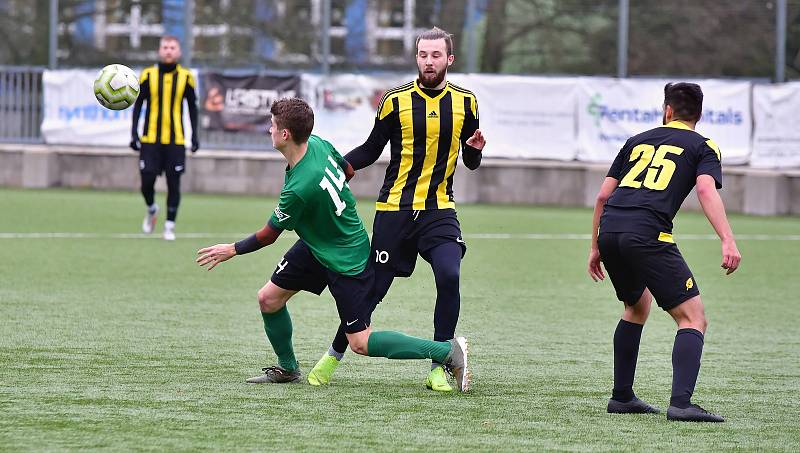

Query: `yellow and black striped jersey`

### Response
(132, 63, 198, 146)
(345, 79, 481, 211)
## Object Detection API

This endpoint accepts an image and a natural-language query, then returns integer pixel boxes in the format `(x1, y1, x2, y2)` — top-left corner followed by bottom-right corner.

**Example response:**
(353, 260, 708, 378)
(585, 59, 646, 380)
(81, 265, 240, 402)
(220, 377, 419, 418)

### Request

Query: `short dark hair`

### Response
(270, 98, 314, 144)
(416, 26, 453, 55)
(664, 82, 703, 122)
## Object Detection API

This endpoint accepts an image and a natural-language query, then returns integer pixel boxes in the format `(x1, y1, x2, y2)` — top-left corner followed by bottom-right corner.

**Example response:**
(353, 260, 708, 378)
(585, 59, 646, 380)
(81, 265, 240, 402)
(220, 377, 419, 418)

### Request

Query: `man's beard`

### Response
(662, 111, 667, 125)
(418, 67, 447, 88)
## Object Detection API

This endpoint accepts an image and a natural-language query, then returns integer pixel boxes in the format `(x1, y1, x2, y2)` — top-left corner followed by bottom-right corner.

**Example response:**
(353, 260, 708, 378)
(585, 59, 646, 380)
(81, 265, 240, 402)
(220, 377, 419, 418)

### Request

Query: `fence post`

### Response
(776, 0, 786, 83)
(184, 0, 194, 66)
(321, 0, 331, 76)
(464, 0, 478, 73)
(617, 0, 629, 78)
(49, 0, 58, 69)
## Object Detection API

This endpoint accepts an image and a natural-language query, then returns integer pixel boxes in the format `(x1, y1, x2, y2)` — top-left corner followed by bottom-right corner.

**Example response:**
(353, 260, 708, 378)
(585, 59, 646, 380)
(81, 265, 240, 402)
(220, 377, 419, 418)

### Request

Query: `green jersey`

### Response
(269, 135, 370, 276)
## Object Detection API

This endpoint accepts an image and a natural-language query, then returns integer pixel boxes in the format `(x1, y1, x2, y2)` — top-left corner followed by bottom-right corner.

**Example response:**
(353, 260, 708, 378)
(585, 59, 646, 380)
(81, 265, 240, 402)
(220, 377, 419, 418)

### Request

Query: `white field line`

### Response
(0, 232, 799, 241)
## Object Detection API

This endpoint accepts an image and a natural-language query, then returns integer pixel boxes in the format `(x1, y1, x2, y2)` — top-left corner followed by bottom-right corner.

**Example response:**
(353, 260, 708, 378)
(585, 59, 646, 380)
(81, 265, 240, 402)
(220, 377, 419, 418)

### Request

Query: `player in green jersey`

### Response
(196, 98, 471, 391)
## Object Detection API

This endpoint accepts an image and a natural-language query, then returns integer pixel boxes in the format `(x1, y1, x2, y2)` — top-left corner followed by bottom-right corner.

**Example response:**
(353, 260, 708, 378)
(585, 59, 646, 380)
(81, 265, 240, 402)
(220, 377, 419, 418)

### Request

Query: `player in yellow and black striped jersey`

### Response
(307, 27, 486, 392)
(368, 78, 480, 211)
(130, 35, 199, 241)
(588, 82, 741, 422)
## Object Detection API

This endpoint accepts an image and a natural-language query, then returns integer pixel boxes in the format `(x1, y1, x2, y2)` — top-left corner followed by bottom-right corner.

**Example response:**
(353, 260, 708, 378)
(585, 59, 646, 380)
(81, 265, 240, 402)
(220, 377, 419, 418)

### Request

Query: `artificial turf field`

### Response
(1, 188, 799, 451)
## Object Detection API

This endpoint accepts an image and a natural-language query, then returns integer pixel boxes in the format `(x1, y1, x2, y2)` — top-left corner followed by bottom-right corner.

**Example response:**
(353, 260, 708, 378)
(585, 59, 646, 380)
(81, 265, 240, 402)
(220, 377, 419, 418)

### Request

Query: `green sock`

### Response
(261, 307, 298, 371)
(367, 331, 451, 363)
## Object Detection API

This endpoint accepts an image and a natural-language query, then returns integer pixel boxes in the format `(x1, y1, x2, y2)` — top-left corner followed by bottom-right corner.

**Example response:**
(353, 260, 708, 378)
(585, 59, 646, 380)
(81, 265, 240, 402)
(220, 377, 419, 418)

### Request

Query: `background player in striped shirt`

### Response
(130, 35, 199, 241)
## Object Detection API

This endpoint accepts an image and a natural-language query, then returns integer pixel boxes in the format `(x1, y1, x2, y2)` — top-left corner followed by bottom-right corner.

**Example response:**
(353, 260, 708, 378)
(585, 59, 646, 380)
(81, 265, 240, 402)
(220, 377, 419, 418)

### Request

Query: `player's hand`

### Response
(129, 134, 141, 151)
(196, 243, 236, 271)
(191, 139, 199, 153)
(721, 239, 741, 275)
(588, 247, 605, 282)
(466, 129, 485, 150)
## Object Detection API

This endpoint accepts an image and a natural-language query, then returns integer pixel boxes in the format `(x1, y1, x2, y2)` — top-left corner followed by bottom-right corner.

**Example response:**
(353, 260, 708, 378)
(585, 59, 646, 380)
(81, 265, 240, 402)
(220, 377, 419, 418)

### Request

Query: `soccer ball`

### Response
(93, 64, 140, 110)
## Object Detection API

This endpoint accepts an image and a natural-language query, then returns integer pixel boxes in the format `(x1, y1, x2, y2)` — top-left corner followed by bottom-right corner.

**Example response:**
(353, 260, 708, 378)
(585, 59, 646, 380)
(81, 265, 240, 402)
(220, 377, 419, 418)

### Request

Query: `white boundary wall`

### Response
(3, 144, 798, 216)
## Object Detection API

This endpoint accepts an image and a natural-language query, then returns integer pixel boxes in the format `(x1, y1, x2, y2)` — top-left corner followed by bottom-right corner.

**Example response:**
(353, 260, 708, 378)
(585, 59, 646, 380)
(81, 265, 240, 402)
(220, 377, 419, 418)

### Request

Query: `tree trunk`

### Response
(439, 0, 467, 71)
(480, 0, 507, 73)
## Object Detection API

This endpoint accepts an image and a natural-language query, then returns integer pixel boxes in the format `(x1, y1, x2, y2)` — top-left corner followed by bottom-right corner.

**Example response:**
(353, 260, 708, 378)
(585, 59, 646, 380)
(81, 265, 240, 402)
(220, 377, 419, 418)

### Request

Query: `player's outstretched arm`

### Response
(196, 223, 283, 271)
(588, 177, 619, 282)
(344, 117, 392, 170)
(696, 175, 741, 275)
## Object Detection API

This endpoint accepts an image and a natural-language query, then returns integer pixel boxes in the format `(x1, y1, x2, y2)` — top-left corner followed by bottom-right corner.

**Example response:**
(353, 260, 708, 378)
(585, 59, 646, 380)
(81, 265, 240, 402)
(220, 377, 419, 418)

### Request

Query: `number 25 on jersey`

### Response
(619, 144, 684, 191)
(319, 155, 347, 216)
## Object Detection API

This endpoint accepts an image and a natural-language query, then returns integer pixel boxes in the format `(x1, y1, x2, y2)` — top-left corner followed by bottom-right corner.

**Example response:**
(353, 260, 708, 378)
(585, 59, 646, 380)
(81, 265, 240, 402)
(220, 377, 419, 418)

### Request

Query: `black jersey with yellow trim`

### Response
(372, 79, 479, 211)
(136, 64, 197, 145)
(600, 121, 723, 236)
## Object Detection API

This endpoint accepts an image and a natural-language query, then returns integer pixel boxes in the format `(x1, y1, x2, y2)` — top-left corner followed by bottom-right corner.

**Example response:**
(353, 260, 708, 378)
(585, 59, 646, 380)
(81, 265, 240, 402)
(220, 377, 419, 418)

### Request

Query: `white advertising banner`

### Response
(448, 74, 577, 160)
(304, 73, 578, 160)
(42, 69, 194, 146)
(751, 82, 800, 168)
(577, 77, 751, 164)
(302, 73, 409, 154)
(42, 69, 133, 146)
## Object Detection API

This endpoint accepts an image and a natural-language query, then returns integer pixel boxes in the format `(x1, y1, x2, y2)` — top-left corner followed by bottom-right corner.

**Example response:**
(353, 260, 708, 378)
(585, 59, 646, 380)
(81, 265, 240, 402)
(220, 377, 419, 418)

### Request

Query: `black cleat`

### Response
(246, 365, 302, 384)
(667, 404, 725, 422)
(607, 397, 661, 414)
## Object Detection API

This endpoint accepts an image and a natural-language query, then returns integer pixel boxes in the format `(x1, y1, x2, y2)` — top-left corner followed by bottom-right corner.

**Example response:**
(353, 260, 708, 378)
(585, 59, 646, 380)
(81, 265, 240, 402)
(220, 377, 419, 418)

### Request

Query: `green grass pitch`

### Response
(1, 188, 799, 451)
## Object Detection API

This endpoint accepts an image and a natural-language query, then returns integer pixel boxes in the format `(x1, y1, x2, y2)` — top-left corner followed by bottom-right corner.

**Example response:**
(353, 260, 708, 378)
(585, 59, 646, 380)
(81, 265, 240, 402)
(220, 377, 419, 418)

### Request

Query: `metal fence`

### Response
(0, 65, 273, 149)
(0, 68, 44, 144)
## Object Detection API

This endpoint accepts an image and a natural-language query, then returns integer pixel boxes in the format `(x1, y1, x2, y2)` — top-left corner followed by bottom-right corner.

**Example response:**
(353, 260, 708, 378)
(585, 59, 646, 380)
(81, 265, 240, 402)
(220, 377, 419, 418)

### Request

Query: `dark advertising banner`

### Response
(200, 73, 301, 132)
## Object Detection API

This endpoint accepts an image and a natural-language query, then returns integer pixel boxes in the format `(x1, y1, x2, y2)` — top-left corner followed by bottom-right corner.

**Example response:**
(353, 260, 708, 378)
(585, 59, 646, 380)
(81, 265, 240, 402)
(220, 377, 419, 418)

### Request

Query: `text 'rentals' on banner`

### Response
(200, 73, 301, 133)
(42, 68, 197, 146)
(577, 77, 751, 164)
(447, 74, 578, 160)
(751, 82, 800, 169)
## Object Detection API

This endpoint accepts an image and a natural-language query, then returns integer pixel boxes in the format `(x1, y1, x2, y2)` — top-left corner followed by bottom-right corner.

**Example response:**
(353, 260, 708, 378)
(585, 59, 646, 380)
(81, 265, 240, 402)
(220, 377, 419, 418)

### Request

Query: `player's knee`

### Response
(348, 336, 369, 355)
(435, 264, 460, 288)
(257, 287, 283, 313)
(140, 171, 158, 183)
(697, 312, 709, 333)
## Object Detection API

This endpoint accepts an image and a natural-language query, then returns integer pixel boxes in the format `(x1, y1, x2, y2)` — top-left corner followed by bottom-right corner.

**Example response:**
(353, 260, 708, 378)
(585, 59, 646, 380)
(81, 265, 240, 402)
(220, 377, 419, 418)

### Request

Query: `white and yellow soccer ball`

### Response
(93, 64, 140, 110)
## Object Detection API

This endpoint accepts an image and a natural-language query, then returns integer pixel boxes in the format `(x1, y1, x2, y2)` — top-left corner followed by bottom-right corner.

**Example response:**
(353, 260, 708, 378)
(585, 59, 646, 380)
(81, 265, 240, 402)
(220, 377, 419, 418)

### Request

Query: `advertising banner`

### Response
(577, 77, 751, 164)
(302, 73, 408, 153)
(448, 74, 578, 160)
(41, 69, 134, 146)
(751, 82, 800, 168)
(200, 73, 301, 132)
(42, 68, 198, 146)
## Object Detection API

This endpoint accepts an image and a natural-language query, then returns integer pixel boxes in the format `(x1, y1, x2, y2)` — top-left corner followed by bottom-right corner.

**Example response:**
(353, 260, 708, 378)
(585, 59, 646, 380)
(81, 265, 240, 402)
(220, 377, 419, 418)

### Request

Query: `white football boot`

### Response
(163, 220, 176, 241)
(142, 204, 158, 234)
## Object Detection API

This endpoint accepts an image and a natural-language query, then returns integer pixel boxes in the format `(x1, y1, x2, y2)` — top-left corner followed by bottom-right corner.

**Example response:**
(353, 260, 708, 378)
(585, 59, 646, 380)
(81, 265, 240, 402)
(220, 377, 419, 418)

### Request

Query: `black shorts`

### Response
(598, 232, 700, 311)
(371, 209, 467, 278)
(269, 240, 373, 333)
(139, 143, 186, 175)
